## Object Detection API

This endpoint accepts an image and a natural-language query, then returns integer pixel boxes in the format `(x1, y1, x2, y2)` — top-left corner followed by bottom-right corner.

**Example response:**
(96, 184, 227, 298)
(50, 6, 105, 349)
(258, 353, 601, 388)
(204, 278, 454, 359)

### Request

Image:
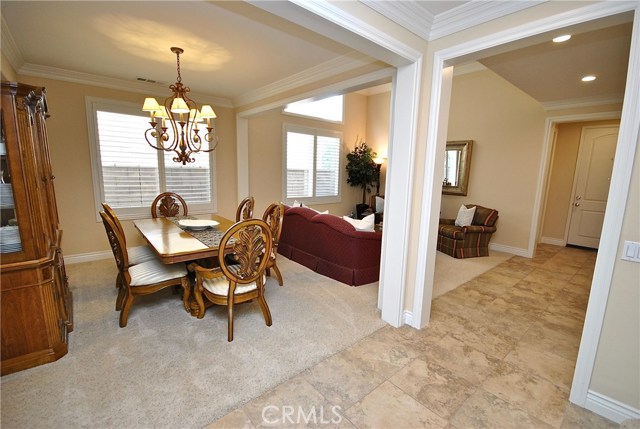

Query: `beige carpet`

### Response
(0, 257, 385, 429)
(433, 250, 513, 298)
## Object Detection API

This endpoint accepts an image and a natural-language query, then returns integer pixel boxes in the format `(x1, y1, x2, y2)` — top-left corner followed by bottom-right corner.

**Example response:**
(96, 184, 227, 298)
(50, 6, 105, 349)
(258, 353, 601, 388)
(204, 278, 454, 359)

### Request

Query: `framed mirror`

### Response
(443, 140, 473, 196)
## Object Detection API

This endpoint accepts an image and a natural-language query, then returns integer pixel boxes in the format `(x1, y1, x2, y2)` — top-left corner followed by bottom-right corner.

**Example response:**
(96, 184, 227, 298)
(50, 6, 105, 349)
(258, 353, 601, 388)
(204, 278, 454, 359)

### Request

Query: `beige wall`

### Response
(541, 119, 620, 241)
(1, 53, 18, 81)
(366, 91, 391, 196)
(443, 69, 547, 251)
(247, 92, 369, 217)
(15, 75, 236, 256)
(590, 134, 640, 408)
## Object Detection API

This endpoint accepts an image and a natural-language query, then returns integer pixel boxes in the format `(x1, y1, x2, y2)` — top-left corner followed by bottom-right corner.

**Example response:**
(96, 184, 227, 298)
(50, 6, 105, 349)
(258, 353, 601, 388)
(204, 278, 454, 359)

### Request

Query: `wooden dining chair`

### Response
(151, 192, 188, 218)
(102, 203, 157, 296)
(187, 219, 273, 342)
(235, 196, 254, 221)
(262, 202, 284, 286)
(100, 211, 190, 327)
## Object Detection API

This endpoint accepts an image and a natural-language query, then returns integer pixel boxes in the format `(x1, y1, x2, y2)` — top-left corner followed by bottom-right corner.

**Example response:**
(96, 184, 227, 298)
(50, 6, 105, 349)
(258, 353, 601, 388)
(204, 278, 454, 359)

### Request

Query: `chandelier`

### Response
(142, 47, 218, 165)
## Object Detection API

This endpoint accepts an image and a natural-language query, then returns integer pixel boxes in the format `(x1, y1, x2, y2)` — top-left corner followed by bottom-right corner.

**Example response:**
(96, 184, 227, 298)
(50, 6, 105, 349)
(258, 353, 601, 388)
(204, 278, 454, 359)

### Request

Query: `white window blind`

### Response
(88, 98, 215, 219)
(284, 125, 341, 203)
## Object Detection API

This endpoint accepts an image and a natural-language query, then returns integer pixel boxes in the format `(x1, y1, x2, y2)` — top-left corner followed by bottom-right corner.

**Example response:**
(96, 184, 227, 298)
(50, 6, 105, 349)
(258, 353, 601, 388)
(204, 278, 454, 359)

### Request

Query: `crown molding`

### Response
(360, 1, 546, 42)
(17, 63, 234, 108)
(1, 16, 25, 73)
(360, 0, 434, 41)
(541, 95, 624, 111)
(233, 51, 376, 107)
(430, 1, 546, 40)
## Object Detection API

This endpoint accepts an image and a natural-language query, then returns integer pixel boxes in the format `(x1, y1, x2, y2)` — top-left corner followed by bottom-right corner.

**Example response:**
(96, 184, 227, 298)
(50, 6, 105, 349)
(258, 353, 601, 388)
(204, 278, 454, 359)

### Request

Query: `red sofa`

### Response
(278, 206, 382, 286)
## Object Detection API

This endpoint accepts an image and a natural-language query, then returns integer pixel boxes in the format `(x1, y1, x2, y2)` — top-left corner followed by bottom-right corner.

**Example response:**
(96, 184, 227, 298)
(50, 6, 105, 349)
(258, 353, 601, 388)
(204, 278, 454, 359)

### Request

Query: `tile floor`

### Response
(206, 244, 621, 429)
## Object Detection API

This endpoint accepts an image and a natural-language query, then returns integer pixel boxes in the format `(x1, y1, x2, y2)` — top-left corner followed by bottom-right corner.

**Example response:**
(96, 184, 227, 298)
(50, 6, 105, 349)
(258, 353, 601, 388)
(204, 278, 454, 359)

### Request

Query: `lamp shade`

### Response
(373, 157, 385, 165)
(190, 109, 203, 122)
(142, 98, 160, 112)
(156, 106, 169, 118)
(199, 105, 217, 119)
(170, 97, 189, 114)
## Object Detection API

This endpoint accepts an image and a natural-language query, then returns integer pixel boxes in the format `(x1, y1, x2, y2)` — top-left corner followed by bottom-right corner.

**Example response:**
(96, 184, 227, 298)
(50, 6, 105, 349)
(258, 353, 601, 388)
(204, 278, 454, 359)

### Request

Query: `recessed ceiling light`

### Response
(581, 75, 597, 82)
(553, 35, 572, 43)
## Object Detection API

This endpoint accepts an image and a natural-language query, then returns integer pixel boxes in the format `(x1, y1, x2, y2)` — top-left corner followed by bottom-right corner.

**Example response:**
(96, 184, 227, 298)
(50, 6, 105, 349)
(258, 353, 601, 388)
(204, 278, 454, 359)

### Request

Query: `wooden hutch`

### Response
(0, 81, 73, 375)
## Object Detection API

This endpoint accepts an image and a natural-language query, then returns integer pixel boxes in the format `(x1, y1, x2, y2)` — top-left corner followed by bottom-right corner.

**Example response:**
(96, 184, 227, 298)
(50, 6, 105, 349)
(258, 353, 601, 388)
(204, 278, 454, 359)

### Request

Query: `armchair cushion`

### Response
(455, 204, 476, 227)
(202, 275, 258, 295)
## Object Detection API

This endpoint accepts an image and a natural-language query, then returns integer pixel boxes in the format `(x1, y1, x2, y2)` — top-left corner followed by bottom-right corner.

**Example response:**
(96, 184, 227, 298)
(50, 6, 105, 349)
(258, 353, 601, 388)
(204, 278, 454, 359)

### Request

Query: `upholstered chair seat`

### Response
(128, 259, 188, 286)
(128, 245, 158, 266)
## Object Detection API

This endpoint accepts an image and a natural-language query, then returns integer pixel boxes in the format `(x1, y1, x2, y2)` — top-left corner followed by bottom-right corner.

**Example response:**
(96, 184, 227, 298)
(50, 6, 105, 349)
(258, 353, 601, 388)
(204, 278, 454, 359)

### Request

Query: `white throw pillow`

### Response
(375, 196, 384, 213)
(455, 204, 476, 227)
(342, 213, 375, 232)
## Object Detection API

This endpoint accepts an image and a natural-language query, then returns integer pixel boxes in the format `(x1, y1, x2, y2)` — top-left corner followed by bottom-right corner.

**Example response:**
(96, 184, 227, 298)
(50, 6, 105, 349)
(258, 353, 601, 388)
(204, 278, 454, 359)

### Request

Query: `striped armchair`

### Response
(437, 205, 499, 258)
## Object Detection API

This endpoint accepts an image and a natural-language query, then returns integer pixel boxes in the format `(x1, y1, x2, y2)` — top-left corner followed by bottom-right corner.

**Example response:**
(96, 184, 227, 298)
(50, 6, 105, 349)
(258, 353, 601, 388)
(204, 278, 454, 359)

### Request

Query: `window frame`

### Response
(282, 123, 343, 205)
(86, 96, 217, 221)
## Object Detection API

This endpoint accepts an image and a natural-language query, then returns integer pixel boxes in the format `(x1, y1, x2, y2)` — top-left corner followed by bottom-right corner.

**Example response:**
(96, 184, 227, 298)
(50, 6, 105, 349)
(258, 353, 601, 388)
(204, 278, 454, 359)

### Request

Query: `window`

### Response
(284, 95, 344, 122)
(284, 125, 341, 203)
(87, 97, 216, 219)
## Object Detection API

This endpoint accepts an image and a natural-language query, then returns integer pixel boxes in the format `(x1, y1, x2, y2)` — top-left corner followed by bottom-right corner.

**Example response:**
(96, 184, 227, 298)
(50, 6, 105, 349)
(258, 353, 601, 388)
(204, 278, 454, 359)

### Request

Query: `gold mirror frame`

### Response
(443, 140, 473, 196)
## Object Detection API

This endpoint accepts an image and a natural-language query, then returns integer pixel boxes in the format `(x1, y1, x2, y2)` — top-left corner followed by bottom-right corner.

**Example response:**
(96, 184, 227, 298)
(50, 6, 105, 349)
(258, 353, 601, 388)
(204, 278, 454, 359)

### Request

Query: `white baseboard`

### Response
(489, 243, 529, 257)
(584, 390, 640, 424)
(540, 236, 566, 246)
(64, 250, 112, 265)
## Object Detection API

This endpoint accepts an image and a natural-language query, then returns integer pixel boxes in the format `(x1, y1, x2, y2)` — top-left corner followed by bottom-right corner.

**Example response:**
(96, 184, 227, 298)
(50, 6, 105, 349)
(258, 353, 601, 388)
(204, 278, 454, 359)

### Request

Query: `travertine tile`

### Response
(423, 335, 501, 385)
(451, 389, 555, 429)
(504, 342, 576, 389)
(490, 260, 537, 279)
(368, 323, 446, 356)
(344, 381, 448, 429)
(206, 408, 257, 429)
(482, 361, 569, 427)
(474, 270, 522, 288)
(340, 328, 421, 378)
(519, 322, 581, 361)
(301, 349, 386, 409)
(242, 376, 350, 429)
(561, 403, 619, 428)
(540, 259, 582, 276)
(389, 357, 476, 419)
(524, 268, 574, 288)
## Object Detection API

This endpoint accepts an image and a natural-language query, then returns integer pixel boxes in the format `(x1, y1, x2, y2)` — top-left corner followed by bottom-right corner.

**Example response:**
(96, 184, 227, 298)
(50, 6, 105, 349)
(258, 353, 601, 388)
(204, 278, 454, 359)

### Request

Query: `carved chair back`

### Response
(235, 196, 255, 222)
(262, 203, 284, 250)
(100, 211, 129, 277)
(218, 219, 272, 287)
(151, 192, 188, 218)
(102, 202, 125, 238)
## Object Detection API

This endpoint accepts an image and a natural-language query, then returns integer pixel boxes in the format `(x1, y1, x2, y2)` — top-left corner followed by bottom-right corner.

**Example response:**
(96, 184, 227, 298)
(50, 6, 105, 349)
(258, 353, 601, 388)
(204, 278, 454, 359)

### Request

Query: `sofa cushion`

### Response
(342, 213, 375, 231)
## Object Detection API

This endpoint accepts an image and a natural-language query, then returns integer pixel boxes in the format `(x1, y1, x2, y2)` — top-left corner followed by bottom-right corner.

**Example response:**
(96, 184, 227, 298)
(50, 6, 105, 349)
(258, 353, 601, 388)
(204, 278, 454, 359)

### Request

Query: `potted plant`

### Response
(346, 139, 378, 217)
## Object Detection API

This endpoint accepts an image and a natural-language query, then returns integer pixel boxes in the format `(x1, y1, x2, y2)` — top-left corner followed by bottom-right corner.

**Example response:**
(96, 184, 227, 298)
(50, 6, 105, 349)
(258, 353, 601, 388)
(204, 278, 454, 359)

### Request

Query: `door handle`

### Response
(575, 195, 582, 200)
(574, 202, 581, 207)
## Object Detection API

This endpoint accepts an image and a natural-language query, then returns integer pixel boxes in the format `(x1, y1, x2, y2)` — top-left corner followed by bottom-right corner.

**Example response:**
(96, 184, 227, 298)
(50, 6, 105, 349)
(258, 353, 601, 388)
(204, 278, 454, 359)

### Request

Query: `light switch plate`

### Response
(621, 241, 640, 262)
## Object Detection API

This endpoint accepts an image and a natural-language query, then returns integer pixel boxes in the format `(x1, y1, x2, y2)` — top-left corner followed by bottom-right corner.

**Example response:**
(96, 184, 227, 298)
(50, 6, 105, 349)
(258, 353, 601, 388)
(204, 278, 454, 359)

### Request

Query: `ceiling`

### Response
(1, 1, 633, 109)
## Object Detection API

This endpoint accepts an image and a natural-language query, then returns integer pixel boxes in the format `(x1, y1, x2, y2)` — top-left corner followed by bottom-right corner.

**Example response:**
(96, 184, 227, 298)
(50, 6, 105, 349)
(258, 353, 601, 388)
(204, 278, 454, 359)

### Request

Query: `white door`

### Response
(567, 126, 619, 248)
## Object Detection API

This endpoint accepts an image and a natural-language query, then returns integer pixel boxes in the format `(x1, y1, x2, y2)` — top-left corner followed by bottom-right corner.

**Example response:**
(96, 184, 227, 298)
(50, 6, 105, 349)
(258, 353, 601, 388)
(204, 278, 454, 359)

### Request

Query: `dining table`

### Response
(134, 214, 236, 317)
(133, 214, 235, 264)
